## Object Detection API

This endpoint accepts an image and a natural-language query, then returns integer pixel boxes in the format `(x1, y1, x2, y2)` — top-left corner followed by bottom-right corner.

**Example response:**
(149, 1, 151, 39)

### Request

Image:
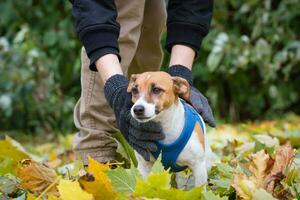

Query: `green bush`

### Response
(0, 0, 299, 133)
(192, 0, 300, 121)
(0, 1, 81, 133)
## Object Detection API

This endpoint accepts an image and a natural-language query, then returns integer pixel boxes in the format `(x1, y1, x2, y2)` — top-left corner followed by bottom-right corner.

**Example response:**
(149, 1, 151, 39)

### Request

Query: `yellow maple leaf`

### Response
(48, 194, 62, 200)
(26, 192, 37, 200)
(87, 157, 110, 172)
(16, 159, 59, 196)
(0, 136, 30, 161)
(58, 179, 93, 200)
(49, 150, 58, 161)
(79, 157, 116, 200)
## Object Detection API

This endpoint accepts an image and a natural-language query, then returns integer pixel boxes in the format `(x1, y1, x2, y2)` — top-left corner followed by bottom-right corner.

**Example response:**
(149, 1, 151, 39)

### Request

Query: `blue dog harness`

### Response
(152, 100, 205, 172)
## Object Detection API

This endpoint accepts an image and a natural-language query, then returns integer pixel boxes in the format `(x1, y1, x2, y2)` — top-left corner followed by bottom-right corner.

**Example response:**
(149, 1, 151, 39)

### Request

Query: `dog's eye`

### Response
(152, 87, 162, 95)
(131, 87, 139, 95)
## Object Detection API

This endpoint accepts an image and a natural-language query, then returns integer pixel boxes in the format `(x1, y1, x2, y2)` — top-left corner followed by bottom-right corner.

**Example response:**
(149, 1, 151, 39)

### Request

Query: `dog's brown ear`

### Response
(127, 74, 139, 93)
(172, 76, 190, 101)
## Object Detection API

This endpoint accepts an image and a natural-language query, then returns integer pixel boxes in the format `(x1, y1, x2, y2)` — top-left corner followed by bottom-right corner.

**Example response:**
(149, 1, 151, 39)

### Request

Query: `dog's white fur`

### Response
(132, 96, 214, 186)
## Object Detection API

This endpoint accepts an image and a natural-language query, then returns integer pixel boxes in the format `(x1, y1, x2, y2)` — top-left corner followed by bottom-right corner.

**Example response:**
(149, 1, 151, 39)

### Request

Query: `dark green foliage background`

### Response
(0, 0, 299, 133)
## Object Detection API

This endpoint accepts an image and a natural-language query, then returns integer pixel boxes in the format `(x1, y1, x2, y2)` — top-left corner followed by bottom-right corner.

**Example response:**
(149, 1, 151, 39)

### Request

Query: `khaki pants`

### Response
(73, 0, 167, 164)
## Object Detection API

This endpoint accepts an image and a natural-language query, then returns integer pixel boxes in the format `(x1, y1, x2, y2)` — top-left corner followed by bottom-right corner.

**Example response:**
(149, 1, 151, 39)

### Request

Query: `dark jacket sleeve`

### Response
(72, 0, 120, 71)
(166, 0, 213, 55)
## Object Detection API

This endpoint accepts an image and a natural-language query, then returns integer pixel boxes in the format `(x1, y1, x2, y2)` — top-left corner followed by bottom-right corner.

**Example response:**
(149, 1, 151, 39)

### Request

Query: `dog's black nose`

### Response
(133, 105, 145, 116)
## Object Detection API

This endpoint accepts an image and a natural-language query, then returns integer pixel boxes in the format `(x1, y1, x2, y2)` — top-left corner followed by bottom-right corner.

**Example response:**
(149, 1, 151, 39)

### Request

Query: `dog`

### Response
(127, 71, 214, 186)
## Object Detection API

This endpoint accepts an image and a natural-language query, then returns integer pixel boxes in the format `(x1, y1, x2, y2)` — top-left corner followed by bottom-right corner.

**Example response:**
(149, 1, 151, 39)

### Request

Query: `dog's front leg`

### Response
(191, 160, 208, 186)
(135, 151, 154, 179)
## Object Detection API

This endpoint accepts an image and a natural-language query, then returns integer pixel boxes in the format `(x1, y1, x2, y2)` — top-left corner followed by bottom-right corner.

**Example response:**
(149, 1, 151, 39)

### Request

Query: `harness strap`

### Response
(152, 100, 205, 172)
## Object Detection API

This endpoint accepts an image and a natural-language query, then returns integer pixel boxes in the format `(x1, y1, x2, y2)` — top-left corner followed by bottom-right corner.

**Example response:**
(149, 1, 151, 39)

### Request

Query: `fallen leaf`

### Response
(232, 174, 256, 200)
(58, 179, 93, 200)
(134, 170, 204, 200)
(215, 163, 235, 179)
(132, 156, 204, 200)
(87, 157, 110, 172)
(264, 143, 294, 196)
(270, 143, 293, 175)
(202, 190, 228, 200)
(106, 165, 139, 193)
(285, 168, 298, 185)
(3, 136, 31, 159)
(49, 150, 58, 161)
(69, 157, 84, 178)
(46, 159, 62, 169)
(150, 155, 165, 174)
(252, 188, 276, 200)
(248, 150, 272, 188)
(79, 157, 116, 200)
(48, 194, 62, 200)
(0, 175, 19, 196)
(134, 168, 171, 198)
(16, 159, 59, 196)
(113, 132, 138, 167)
(0, 136, 30, 175)
(175, 172, 195, 190)
(233, 144, 296, 199)
(253, 134, 279, 148)
(26, 192, 36, 200)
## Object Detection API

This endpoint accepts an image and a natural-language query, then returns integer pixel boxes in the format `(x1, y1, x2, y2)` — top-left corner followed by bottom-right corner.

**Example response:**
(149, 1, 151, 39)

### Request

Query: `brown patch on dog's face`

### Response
(127, 71, 190, 114)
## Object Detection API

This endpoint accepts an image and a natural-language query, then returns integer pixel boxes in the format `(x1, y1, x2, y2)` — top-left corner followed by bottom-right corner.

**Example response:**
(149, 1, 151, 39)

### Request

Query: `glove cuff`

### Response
(104, 74, 128, 107)
(167, 65, 193, 85)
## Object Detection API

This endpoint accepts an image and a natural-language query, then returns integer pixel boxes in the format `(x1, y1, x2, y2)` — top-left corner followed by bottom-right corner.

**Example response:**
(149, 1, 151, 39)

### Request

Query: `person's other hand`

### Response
(104, 75, 165, 161)
(167, 65, 216, 127)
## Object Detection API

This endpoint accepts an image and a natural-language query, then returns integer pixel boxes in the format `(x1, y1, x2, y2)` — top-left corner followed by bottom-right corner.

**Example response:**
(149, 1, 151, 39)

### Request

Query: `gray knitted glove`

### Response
(104, 75, 165, 161)
(167, 65, 216, 127)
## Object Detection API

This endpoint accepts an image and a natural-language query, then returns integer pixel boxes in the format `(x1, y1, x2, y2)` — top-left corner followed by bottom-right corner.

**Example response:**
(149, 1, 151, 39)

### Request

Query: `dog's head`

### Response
(127, 71, 190, 122)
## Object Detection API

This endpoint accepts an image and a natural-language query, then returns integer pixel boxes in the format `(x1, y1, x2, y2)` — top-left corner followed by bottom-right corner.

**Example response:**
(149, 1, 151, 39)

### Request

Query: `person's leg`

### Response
(117, 0, 146, 75)
(73, 0, 146, 165)
(128, 0, 167, 76)
(73, 48, 118, 165)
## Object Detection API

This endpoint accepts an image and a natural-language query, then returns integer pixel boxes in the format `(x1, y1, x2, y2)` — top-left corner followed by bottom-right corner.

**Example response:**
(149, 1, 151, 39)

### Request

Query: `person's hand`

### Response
(167, 65, 216, 127)
(104, 74, 165, 161)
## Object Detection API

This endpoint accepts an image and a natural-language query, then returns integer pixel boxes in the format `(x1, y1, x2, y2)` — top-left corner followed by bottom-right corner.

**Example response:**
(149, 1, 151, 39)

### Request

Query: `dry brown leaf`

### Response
(233, 144, 296, 199)
(248, 150, 271, 188)
(264, 172, 285, 195)
(270, 143, 293, 175)
(264, 143, 294, 195)
(16, 159, 59, 196)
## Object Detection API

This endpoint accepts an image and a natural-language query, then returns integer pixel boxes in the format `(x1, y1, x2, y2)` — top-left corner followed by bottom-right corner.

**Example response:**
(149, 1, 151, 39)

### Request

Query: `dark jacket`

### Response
(72, 0, 213, 71)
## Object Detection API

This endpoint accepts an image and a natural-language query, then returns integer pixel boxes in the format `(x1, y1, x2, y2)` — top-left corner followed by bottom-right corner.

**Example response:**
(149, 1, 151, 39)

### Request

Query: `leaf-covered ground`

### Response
(1, 114, 300, 200)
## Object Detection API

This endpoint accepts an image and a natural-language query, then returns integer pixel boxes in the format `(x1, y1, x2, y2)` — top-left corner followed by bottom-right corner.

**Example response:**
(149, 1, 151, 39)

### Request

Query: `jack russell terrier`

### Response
(127, 71, 214, 186)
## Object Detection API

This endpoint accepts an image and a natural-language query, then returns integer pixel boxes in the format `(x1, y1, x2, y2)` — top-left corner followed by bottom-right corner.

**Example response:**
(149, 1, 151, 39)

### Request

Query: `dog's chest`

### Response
(176, 130, 205, 166)
(155, 102, 206, 168)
